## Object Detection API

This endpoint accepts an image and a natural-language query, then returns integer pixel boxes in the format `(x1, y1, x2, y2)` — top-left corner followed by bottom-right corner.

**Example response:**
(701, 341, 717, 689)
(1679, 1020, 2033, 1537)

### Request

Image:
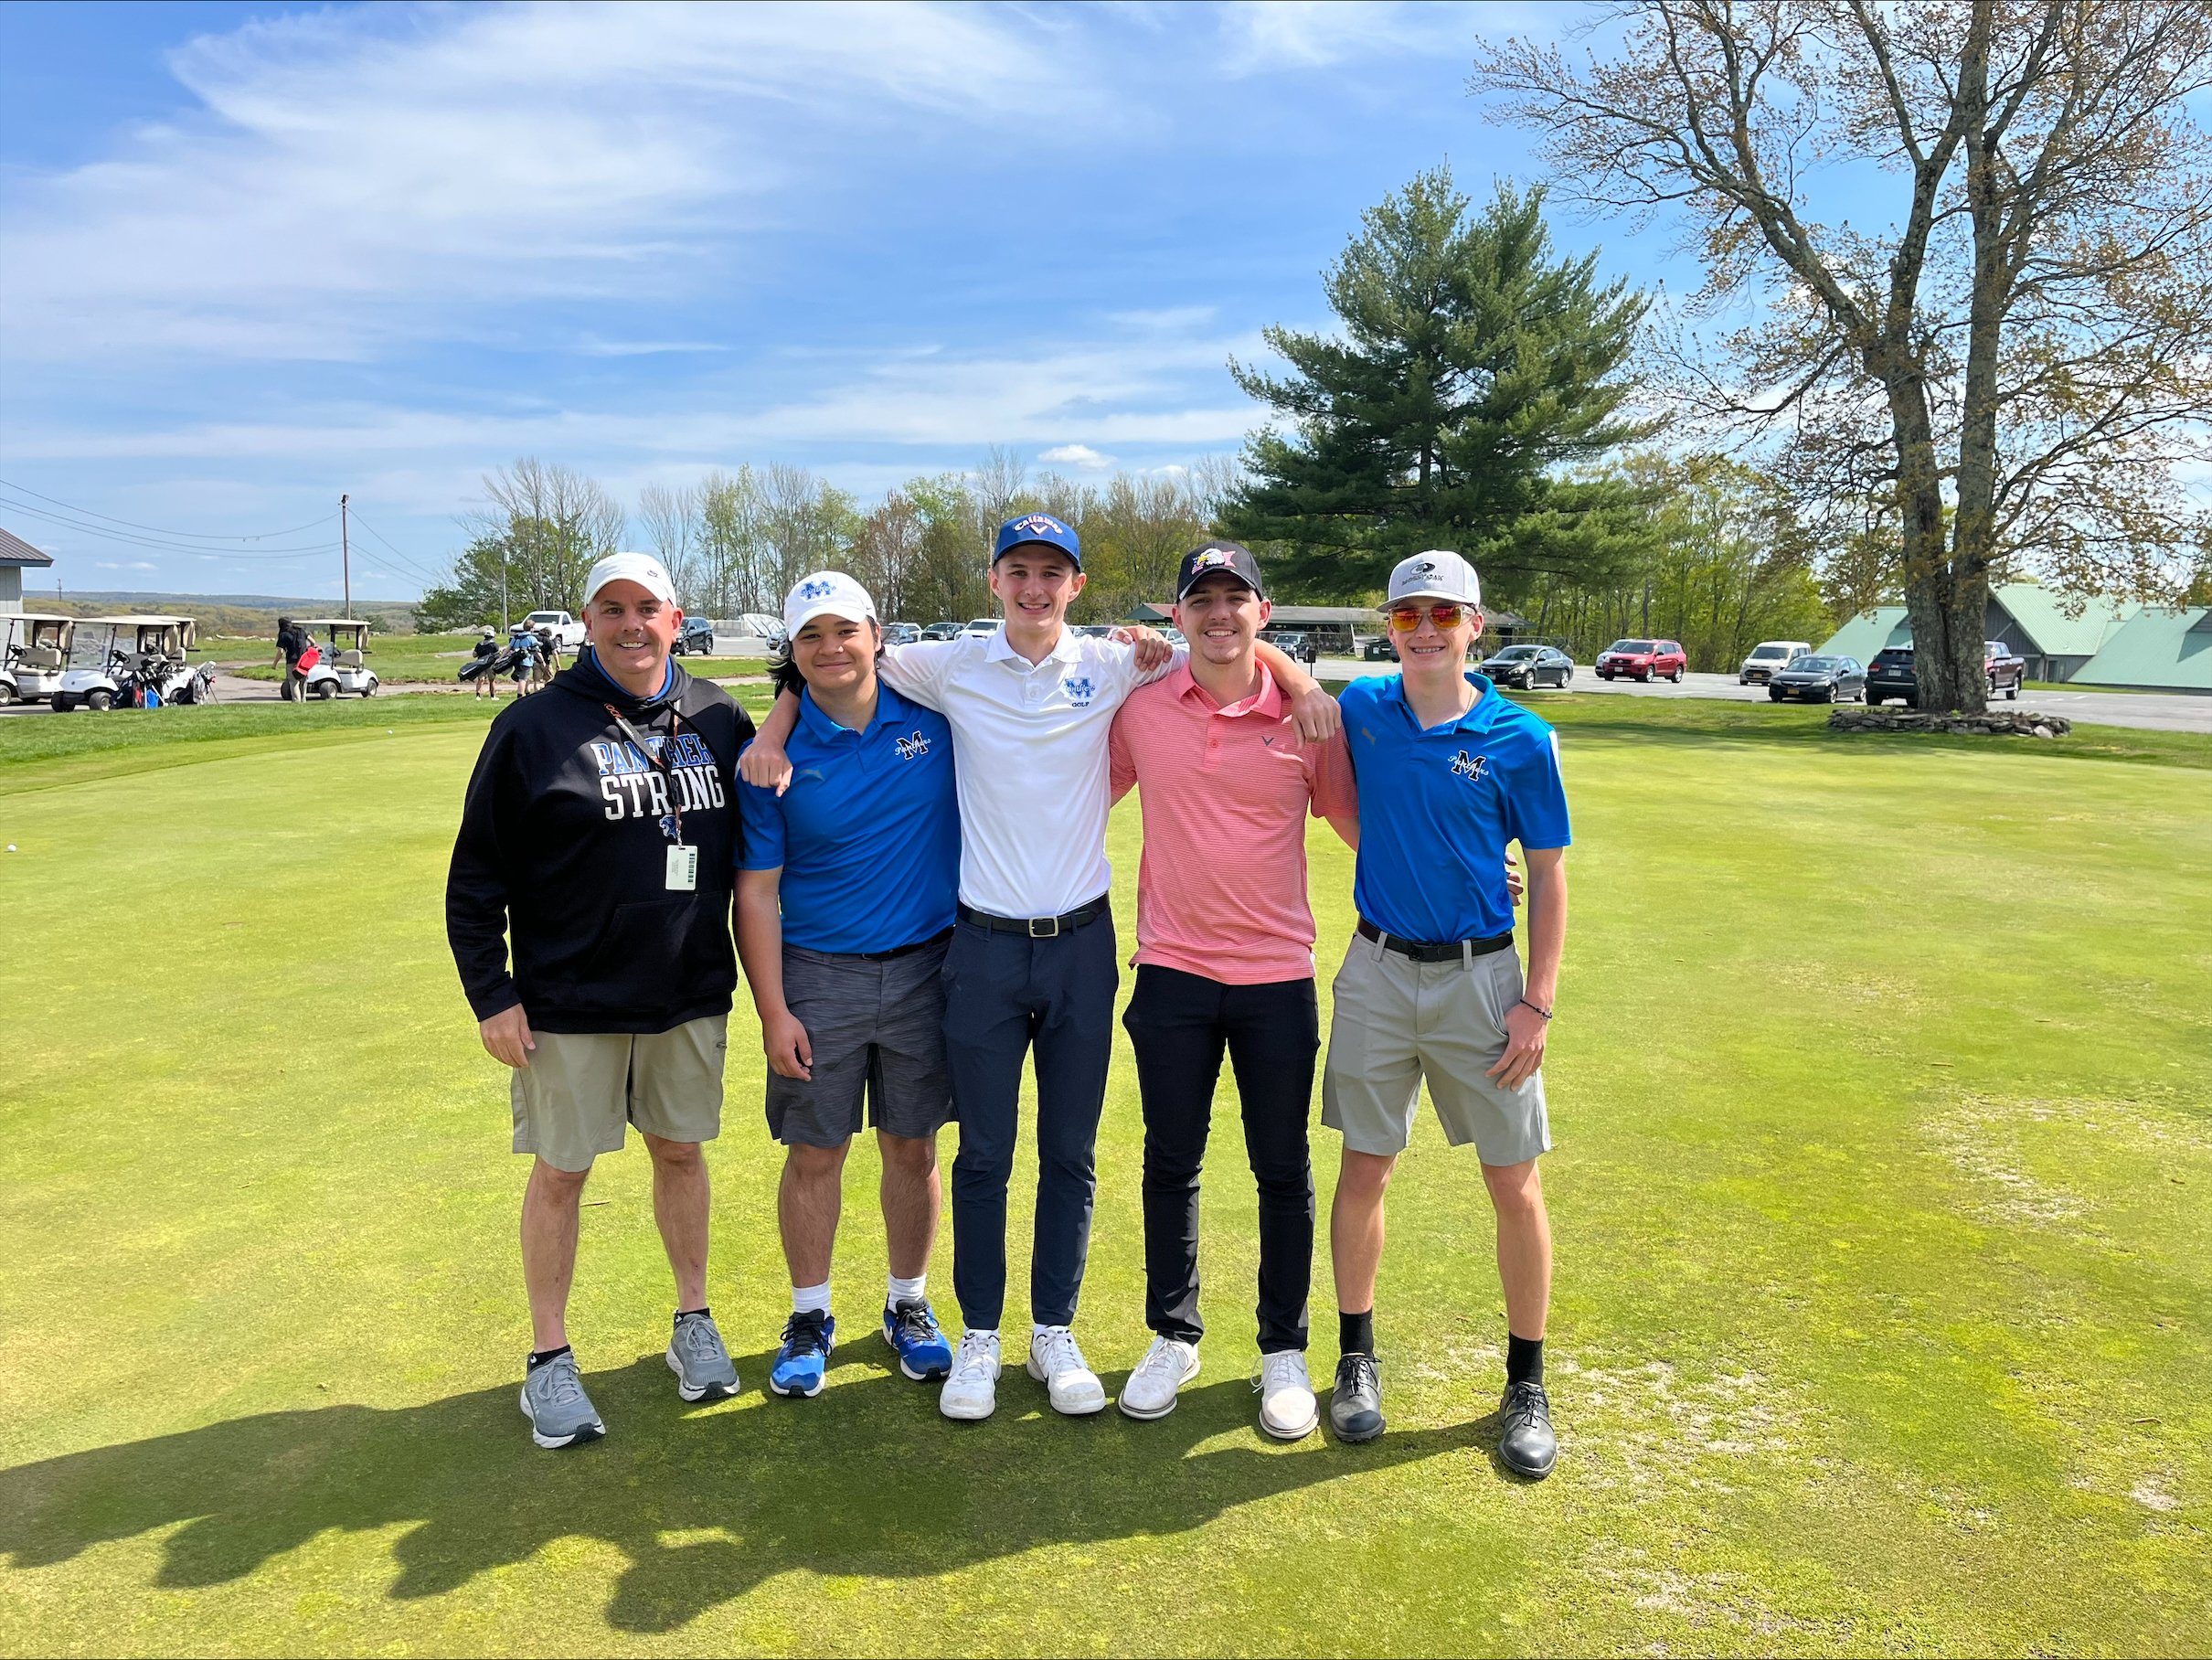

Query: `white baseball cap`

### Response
(1387, 549, 1481, 608)
(583, 551, 677, 608)
(783, 570, 877, 637)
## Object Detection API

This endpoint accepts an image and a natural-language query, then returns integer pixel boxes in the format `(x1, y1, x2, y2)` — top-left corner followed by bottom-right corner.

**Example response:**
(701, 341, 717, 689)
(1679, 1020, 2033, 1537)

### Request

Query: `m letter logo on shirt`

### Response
(895, 730, 931, 760)
(1451, 750, 1491, 783)
(1062, 676, 1096, 706)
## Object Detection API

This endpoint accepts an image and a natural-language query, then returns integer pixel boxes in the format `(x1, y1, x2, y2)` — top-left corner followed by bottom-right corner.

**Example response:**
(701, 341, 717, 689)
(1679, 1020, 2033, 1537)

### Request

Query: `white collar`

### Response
(985, 624, 1080, 670)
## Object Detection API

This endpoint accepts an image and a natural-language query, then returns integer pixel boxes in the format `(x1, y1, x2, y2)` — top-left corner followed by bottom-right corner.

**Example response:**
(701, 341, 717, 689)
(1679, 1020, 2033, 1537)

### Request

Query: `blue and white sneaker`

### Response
(883, 1297, 953, 1380)
(769, 1310, 835, 1398)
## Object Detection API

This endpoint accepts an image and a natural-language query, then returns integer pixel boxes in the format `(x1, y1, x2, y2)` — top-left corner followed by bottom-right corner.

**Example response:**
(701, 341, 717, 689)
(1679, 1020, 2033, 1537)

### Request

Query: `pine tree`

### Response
(1224, 168, 1653, 600)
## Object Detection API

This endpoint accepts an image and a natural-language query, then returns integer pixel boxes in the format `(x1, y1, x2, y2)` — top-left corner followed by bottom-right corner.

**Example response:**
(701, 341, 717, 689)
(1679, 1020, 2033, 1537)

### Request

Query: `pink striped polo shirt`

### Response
(1109, 663, 1356, 984)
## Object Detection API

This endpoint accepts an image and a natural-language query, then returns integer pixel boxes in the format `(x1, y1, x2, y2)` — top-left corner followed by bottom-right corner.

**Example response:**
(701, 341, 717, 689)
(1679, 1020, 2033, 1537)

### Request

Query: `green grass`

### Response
(0, 698, 2206, 1655)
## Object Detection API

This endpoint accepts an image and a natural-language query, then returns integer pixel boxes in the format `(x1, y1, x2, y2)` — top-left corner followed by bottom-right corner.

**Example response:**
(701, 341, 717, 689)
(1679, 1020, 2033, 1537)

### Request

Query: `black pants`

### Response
(1122, 965, 1318, 1354)
(943, 905, 1119, 1330)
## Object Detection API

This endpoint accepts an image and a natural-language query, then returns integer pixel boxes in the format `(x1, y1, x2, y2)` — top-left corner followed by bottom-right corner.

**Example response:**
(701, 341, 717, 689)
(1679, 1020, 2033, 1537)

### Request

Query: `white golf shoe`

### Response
(1257, 1348, 1319, 1441)
(1118, 1335, 1201, 1421)
(1026, 1325, 1107, 1416)
(938, 1329, 1002, 1421)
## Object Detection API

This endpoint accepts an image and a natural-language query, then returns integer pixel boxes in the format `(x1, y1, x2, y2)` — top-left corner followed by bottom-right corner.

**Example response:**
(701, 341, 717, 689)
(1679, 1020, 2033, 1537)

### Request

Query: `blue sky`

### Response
(0, 1, 1696, 602)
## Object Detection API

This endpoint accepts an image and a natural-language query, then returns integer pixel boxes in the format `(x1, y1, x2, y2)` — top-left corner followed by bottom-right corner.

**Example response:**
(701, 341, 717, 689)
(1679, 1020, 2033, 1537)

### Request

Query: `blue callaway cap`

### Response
(993, 511, 1081, 569)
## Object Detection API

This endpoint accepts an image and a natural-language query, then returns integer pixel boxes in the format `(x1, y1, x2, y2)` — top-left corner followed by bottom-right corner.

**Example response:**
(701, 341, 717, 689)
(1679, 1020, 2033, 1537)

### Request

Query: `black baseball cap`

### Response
(1175, 540, 1265, 602)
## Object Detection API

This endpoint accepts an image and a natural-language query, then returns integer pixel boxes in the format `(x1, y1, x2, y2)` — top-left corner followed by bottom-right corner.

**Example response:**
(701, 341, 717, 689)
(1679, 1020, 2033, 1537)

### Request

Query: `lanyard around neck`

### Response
(603, 701, 685, 846)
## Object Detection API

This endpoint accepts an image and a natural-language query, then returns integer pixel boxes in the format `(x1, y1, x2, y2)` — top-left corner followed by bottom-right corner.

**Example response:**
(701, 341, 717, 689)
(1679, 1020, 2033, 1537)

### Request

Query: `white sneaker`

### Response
(1257, 1349, 1319, 1441)
(938, 1329, 1002, 1421)
(1026, 1325, 1107, 1416)
(1118, 1335, 1201, 1421)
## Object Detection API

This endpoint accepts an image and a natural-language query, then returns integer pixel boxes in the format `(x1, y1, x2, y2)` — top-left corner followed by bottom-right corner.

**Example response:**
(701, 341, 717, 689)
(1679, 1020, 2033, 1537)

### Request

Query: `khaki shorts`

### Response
(1320, 934, 1550, 1165)
(511, 1015, 728, 1173)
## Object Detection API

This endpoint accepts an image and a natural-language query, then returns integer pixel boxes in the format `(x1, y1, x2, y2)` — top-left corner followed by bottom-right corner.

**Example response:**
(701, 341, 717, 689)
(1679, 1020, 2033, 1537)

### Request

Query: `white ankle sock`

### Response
(792, 1281, 831, 1316)
(887, 1272, 926, 1306)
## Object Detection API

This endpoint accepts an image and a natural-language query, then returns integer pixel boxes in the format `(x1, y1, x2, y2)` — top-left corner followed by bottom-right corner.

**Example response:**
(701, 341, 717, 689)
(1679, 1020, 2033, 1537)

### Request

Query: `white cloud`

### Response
(1038, 444, 1115, 469)
(0, 2, 1080, 363)
(1211, 1, 1533, 77)
(94, 561, 160, 570)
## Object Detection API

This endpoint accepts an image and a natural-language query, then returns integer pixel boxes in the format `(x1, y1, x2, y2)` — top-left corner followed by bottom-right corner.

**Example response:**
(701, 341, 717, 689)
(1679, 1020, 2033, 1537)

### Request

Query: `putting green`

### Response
(0, 700, 2205, 1655)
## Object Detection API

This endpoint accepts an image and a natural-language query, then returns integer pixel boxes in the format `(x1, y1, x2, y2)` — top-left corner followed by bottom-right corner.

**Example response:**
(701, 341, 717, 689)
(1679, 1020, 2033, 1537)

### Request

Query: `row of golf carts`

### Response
(1, 613, 211, 709)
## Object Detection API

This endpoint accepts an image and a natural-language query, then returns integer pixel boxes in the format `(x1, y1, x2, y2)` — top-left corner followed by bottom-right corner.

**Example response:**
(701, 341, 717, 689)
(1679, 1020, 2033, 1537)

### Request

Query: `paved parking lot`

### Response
(1312, 659, 2212, 733)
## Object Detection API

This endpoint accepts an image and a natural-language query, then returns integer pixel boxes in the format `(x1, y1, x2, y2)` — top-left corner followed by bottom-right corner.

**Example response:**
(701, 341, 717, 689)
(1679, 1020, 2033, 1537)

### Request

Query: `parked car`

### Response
(883, 622, 921, 646)
(1595, 638, 1686, 682)
(1738, 639, 1813, 685)
(1864, 645, 1919, 706)
(1767, 654, 1866, 702)
(961, 617, 1001, 638)
(1070, 623, 1115, 638)
(521, 610, 587, 652)
(920, 621, 962, 641)
(1984, 640, 2026, 698)
(1363, 634, 1397, 661)
(1482, 644, 1576, 689)
(674, 616, 717, 655)
(1261, 629, 1316, 665)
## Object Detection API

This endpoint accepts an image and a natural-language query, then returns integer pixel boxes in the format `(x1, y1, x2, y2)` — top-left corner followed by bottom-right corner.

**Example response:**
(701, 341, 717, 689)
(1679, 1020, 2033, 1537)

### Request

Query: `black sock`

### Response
(675, 1306, 710, 1324)
(1339, 1309, 1375, 1357)
(1506, 1333, 1544, 1387)
(526, 1344, 572, 1371)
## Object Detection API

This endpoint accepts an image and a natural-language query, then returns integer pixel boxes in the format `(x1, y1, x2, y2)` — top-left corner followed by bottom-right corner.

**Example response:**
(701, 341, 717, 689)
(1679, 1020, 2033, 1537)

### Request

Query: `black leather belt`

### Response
(1356, 917, 1513, 964)
(959, 898, 1110, 939)
(855, 925, 954, 962)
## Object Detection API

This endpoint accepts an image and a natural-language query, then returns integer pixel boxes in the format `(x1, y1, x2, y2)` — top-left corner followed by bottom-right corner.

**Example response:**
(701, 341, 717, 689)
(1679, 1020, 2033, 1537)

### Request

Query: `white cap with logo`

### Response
(783, 570, 877, 637)
(583, 551, 677, 608)
(1387, 549, 1481, 608)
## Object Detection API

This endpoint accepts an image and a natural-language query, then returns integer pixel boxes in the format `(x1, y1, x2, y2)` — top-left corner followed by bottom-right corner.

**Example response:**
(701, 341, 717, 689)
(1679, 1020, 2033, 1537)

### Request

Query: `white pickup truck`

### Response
(521, 611, 588, 651)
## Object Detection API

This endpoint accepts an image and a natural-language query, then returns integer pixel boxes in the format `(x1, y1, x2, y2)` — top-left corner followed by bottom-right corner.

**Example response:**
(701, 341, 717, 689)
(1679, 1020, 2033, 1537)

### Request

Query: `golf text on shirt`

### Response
(589, 729, 728, 825)
(1339, 671, 1572, 944)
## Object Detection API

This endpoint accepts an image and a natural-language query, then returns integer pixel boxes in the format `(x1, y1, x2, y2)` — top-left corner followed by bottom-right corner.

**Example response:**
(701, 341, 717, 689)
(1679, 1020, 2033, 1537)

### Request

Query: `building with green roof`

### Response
(2074, 607, 2212, 693)
(1815, 584, 2205, 689)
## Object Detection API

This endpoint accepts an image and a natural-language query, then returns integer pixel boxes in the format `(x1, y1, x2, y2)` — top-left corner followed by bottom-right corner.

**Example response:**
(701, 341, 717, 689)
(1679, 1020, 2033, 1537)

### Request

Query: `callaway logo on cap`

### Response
(992, 512, 1082, 569)
(1387, 549, 1481, 608)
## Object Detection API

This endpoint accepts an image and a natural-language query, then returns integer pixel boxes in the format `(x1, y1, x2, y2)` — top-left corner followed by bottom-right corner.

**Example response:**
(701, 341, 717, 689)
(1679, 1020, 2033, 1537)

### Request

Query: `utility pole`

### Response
(340, 494, 352, 620)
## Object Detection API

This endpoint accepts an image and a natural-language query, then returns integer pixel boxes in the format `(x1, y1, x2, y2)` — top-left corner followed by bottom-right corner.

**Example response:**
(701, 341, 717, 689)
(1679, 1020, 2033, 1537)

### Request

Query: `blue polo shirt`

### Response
(1341, 672, 1571, 944)
(737, 683, 960, 954)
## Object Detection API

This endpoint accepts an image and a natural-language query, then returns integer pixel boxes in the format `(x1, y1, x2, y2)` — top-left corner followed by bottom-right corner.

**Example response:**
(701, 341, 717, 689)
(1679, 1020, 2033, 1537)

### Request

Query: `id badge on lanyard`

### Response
(604, 701, 699, 891)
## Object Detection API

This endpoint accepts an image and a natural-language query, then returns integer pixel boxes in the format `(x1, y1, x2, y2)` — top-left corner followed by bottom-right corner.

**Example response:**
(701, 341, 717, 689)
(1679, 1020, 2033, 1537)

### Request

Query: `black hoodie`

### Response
(446, 650, 756, 1033)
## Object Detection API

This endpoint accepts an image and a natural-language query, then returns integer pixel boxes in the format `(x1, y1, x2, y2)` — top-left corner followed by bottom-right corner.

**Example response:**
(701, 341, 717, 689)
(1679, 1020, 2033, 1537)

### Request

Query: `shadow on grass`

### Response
(1, 1353, 1488, 1632)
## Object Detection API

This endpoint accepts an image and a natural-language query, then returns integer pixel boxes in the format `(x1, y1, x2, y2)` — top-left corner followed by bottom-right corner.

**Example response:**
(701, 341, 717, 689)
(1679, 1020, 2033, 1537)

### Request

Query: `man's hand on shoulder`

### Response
(1292, 684, 1341, 744)
(1111, 625, 1174, 675)
(738, 736, 793, 795)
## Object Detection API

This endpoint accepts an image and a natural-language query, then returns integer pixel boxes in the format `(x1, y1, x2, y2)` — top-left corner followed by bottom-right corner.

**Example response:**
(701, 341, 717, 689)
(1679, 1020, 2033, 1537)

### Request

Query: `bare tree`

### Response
(1476, 2, 2212, 711)
(469, 458, 626, 613)
(638, 482, 703, 609)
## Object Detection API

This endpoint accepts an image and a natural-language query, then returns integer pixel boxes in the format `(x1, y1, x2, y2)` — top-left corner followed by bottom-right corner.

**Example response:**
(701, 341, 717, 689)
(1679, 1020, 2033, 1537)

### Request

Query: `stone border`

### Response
(1829, 707, 2071, 738)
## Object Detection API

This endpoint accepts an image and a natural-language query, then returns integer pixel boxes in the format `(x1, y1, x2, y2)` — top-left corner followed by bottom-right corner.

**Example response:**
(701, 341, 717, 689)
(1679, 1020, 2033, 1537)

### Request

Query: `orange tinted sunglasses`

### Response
(1388, 602, 1464, 631)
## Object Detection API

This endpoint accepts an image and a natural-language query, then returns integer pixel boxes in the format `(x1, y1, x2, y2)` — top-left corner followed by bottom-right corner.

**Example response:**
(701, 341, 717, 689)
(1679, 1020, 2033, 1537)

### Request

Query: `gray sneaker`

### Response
(666, 1311, 739, 1401)
(1330, 1351, 1385, 1443)
(519, 1352, 605, 1449)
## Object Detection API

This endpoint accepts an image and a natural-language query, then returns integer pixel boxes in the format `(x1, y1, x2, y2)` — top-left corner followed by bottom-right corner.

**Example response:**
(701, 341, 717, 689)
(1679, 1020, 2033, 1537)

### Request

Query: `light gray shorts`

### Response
(1320, 933, 1550, 1165)
(510, 1015, 728, 1173)
(765, 937, 953, 1149)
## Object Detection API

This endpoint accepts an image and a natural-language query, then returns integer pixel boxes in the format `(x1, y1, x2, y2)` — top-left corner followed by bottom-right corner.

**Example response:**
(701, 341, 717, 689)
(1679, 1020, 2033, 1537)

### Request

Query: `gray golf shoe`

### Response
(519, 1351, 605, 1449)
(1330, 1351, 1385, 1443)
(666, 1311, 739, 1402)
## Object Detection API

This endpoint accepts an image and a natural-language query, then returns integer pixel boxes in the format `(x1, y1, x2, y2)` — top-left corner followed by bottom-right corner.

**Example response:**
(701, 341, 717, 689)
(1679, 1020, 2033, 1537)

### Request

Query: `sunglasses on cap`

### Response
(1387, 601, 1468, 631)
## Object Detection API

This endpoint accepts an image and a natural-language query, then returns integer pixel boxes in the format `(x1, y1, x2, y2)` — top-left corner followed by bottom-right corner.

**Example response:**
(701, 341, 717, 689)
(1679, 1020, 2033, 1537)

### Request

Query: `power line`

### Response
(341, 506, 451, 588)
(0, 496, 346, 558)
(0, 476, 340, 542)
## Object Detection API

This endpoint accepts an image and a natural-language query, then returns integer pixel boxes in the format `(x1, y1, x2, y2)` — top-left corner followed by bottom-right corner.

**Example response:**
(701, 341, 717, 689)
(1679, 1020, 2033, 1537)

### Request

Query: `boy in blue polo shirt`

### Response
(1322, 550, 1569, 1480)
(736, 572, 961, 1397)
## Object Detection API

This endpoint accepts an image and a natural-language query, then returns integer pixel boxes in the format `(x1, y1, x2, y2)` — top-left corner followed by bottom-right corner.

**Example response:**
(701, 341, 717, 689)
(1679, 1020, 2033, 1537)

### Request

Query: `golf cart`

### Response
(53, 615, 213, 710)
(295, 619, 379, 698)
(0, 613, 76, 705)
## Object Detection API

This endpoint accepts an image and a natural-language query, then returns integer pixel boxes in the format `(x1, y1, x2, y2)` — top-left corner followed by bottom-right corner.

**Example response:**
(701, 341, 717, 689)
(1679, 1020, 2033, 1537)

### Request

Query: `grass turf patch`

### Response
(0, 697, 2205, 1655)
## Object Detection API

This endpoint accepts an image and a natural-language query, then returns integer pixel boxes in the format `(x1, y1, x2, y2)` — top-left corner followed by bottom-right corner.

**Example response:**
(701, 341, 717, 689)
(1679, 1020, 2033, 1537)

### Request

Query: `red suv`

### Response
(1595, 638, 1687, 682)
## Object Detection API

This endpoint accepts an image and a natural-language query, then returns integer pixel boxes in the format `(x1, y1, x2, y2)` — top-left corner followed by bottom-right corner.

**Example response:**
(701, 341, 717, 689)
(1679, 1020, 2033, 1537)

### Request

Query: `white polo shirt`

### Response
(881, 628, 1179, 919)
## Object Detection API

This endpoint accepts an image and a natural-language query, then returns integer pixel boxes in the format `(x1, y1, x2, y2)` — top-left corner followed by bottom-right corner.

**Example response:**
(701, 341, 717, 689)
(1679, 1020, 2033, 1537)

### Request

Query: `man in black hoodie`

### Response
(447, 552, 756, 1448)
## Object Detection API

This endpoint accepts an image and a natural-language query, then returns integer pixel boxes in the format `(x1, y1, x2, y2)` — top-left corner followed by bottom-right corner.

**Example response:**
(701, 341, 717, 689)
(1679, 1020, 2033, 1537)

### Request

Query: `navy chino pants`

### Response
(942, 903, 1120, 1331)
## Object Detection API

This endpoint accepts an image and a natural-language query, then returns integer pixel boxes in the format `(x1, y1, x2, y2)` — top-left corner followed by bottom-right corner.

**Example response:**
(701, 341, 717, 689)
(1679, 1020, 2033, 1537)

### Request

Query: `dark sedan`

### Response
(1768, 654, 1866, 702)
(1363, 634, 1396, 661)
(920, 621, 962, 642)
(1481, 644, 1575, 688)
